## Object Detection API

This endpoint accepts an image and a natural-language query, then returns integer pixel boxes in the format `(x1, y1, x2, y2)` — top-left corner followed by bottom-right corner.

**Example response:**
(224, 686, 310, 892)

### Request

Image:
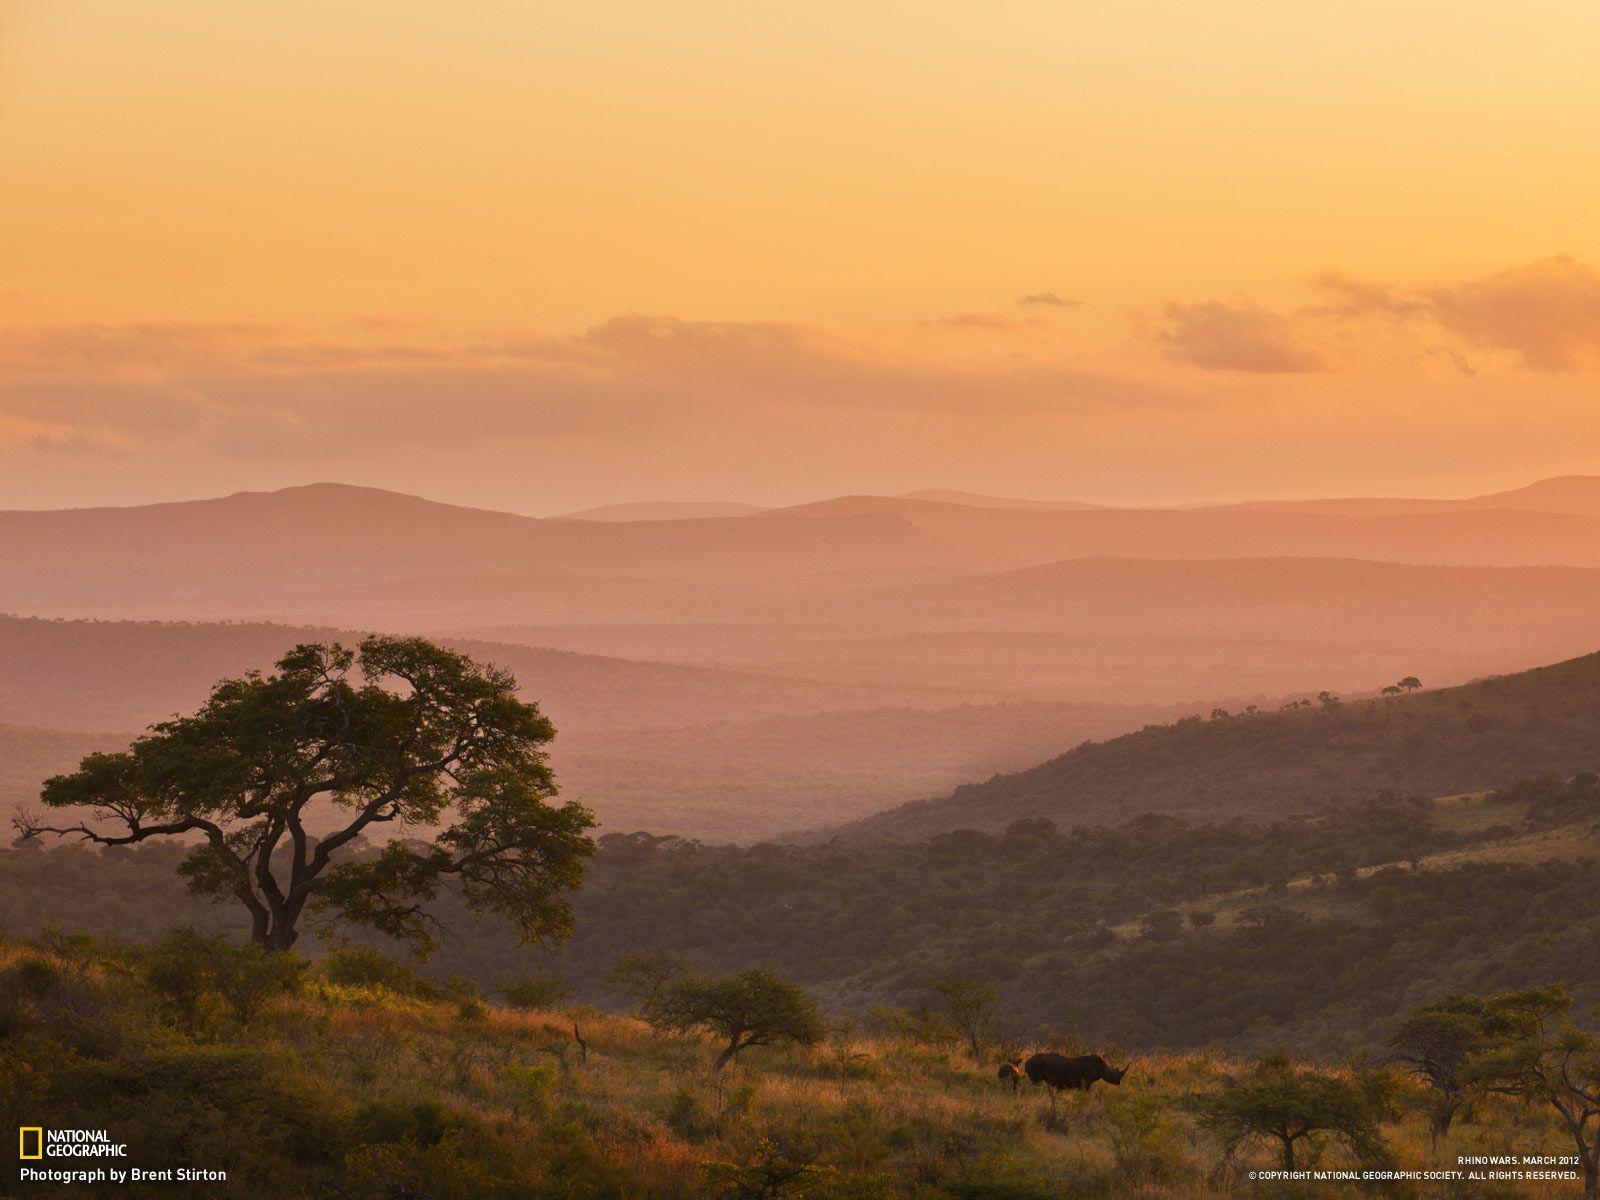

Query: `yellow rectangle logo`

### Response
(19, 1127, 43, 1159)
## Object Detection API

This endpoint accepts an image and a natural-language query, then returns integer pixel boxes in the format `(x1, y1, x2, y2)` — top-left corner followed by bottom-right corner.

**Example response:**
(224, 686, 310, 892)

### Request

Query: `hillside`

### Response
(6, 777, 1597, 1055)
(840, 651, 1600, 840)
(442, 555, 1600, 705)
(897, 488, 1104, 511)
(556, 699, 1207, 838)
(6, 935, 1590, 1200)
(1222, 474, 1600, 518)
(0, 614, 917, 734)
(0, 483, 998, 618)
(0, 616, 1209, 841)
(17, 480, 1600, 632)
(551, 500, 770, 521)
(763, 492, 1600, 568)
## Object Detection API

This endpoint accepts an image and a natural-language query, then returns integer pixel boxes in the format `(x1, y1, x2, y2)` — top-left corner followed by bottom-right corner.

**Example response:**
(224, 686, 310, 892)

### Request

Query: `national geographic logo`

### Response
(15, 1127, 128, 1158)
(17, 1126, 228, 1186)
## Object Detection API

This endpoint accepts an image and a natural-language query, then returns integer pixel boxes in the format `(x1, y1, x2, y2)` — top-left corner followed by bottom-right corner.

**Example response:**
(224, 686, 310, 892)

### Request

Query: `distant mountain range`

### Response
(11, 477, 1600, 619)
(551, 500, 771, 521)
(7, 477, 1600, 841)
(6, 478, 1600, 705)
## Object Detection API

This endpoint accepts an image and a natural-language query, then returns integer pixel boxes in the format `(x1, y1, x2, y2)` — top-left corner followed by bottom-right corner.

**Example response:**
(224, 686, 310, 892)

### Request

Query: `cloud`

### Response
(1154, 301, 1326, 373)
(0, 314, 1185, 462)
(1018, 292, 1079, 308)
(927, 313, 1032, 331)
(1305, 272, 1427, 321)
(1423, 257, 1600, 373)
(1312, 257, 1600, 373)
(0, 413, 127, 452)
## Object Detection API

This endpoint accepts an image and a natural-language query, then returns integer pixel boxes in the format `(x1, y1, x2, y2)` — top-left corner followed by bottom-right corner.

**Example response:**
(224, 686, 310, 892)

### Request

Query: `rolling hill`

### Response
(1219, 473, 1600, 517)
(15, 479, 1600, 631)
(550, 500, 769, 521)
(0, 613, 907, 734)
(0, 615, 1204, 840)
(457, 555, 1600, 704)
(0, 483, 999, 619)
(765, 492, 1600, 568)
(838, 650, 1600, 840)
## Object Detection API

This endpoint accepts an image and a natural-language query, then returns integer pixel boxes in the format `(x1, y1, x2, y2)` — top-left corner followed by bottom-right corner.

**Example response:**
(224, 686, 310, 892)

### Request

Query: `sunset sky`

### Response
(3, 1, 1599, 512)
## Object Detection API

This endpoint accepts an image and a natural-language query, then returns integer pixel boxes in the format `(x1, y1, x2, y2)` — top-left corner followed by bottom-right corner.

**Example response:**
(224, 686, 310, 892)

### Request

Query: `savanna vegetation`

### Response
(4, 931, 1598, 1198)
(7, 637, 1600, 1195)
(6, 776, 1597, 1055)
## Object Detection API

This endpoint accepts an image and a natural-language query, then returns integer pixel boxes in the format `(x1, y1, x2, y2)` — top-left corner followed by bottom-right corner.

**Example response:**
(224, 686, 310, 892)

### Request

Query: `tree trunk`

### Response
(1279, 1134, 1296, 1172)
(260, 919, 300, 952)
(714, 1037, 742, 1071)
(1430, 1103, 1456, 1154)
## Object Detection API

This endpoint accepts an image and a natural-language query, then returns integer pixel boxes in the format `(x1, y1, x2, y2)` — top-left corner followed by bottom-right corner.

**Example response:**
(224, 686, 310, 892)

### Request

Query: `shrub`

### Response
(319, 946, 439, 999)
(208, 939, 304, 1023)
(496, 968, 568, 1011)
(48, 1046, 348, 1197)
(142, 927, 216, 1031)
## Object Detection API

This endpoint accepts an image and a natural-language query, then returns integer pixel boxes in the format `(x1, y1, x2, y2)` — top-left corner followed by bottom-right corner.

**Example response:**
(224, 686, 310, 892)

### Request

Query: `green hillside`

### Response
(840, 652, 1600, 840)
(6, 776, 1597, 1054)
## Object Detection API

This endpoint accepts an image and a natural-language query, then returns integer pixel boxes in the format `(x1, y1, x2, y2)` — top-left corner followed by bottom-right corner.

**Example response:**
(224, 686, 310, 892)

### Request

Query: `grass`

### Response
(3, 937, 1589, 1198)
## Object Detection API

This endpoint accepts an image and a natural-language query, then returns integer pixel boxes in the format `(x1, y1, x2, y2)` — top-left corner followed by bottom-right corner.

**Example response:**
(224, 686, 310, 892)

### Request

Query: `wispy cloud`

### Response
(1312, 257, 1600, 373)
(927, 313, 1034, 331)
(1154, 301, 1326, 374)
(0, 314, 1184, 462)
(1019, 292, 1079, 308)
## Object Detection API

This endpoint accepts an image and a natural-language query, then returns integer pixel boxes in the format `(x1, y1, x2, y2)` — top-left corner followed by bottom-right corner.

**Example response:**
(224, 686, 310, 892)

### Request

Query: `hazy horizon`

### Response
(8, 471, 1600, 520)
(5, 3, 1600, 513)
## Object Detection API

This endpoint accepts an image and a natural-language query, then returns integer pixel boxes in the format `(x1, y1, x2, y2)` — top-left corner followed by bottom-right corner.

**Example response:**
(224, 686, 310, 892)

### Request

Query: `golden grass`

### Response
(5, 937, 1587, 1197)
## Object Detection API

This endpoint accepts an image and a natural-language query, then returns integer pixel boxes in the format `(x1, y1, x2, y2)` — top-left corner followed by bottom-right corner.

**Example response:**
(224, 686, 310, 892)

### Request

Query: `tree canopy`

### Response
(1463, 985, 1600, 1197)
(15, 636, 595, 953)
(1197, 1055, 1387, 1173)
(645, 967, 826, 1070)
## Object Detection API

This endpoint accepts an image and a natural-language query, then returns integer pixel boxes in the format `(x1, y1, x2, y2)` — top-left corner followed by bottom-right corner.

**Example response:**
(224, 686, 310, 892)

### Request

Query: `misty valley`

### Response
(4, 482, 1600, 1198)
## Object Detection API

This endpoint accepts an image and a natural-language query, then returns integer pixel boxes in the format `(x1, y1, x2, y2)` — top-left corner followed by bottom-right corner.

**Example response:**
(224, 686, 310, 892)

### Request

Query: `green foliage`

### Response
(606, 949, 688, 1014)
(1390, 994, 1498, 1142)
(7, 782, 1600, 1051)
(21, 636, 594, 954)
(319, 944, 443, 999)
(142, 927, 217, 1031)
(647, 967, 826, 1070)
(49, 1045, 348, 1197)
(1197, 1054, 1388, 1172)
(4, 929, 1597, 1200)
(928, 971, 999, 1058)
(1459, 984, 1600, 1195)
(496, 967, 569, 1010)
(703, 1133, 832, 1200)
(6, 953, 60, 998)
(143, 926, 302, 1030)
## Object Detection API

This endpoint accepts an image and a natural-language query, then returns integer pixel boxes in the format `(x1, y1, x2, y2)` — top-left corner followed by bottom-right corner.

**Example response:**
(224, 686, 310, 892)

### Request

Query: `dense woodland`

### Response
(7, 776, 1597, 1055)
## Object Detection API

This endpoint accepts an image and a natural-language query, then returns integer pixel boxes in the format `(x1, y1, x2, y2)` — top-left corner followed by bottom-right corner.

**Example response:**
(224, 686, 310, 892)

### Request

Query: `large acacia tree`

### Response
(14, 636, 595, 953)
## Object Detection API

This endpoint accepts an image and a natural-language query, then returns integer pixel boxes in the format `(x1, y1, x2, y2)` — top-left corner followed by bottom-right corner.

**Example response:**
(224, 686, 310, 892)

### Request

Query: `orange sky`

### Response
(2, 1, 1599, 511)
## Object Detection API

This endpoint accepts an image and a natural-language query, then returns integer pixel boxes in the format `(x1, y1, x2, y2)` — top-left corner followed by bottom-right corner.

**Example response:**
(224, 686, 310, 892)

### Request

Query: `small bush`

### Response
(496, 968, 569, 1011)
(319, 946, 439, 999)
